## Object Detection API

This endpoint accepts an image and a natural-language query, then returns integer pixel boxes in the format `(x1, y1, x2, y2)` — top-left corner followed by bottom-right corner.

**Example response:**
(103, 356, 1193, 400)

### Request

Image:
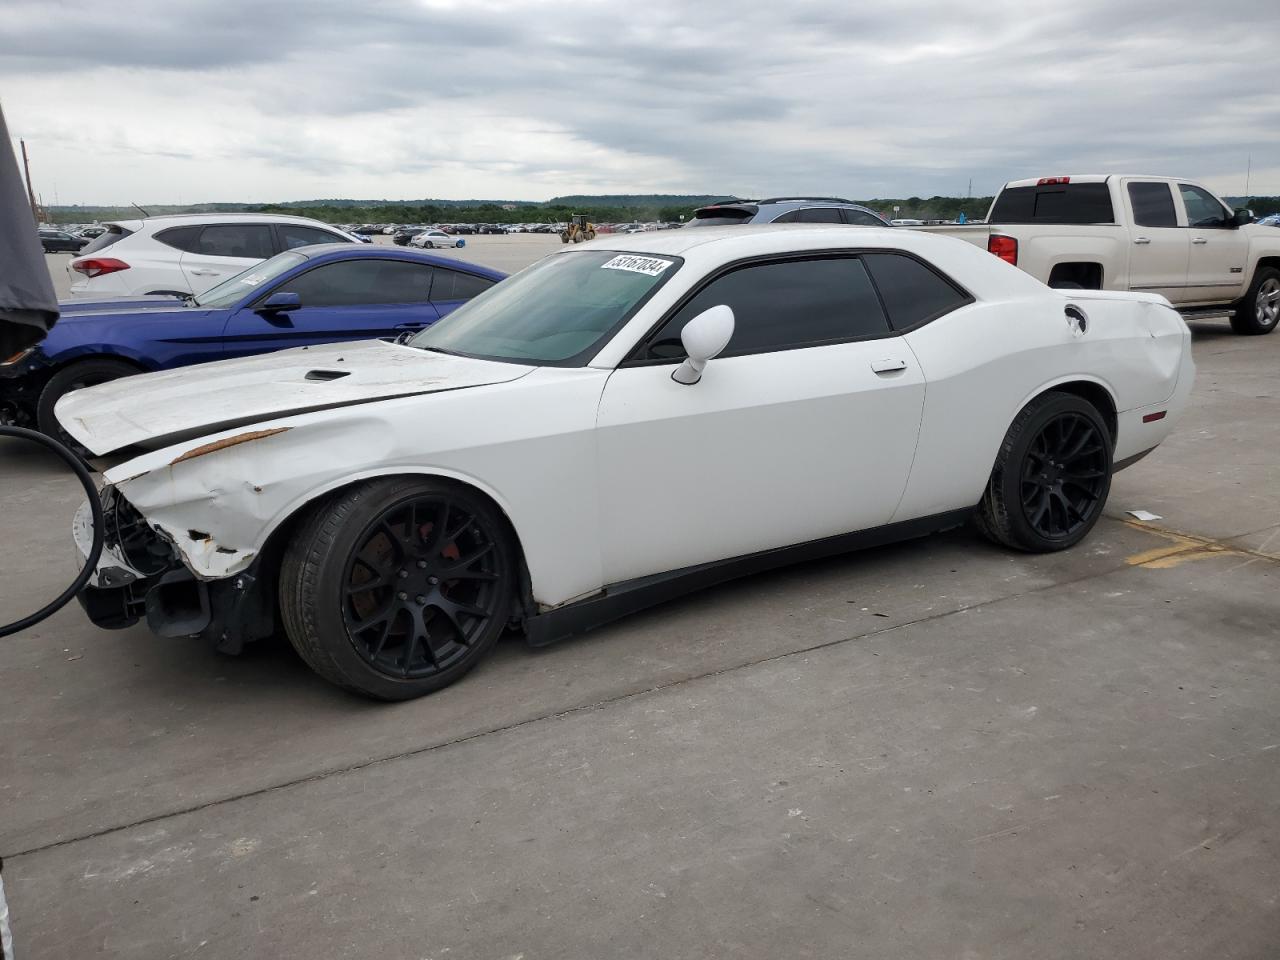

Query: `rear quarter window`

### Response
(990, 183, 1115, 224)
(862, 253, 971, 330)
(431, 269, 495, 301)
(154, 225, 204, 253)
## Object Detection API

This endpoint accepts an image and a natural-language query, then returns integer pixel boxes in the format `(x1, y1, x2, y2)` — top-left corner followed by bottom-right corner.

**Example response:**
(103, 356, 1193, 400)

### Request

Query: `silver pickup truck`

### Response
(919, 175, 1280, 335)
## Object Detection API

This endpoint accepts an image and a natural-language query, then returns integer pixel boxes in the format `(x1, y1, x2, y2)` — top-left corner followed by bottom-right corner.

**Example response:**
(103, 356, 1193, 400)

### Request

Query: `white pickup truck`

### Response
(921, 175, 1280, 335)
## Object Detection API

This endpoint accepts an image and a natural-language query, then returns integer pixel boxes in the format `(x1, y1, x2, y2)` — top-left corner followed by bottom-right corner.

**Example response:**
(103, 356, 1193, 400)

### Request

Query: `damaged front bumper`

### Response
(72, 488, 276, 654)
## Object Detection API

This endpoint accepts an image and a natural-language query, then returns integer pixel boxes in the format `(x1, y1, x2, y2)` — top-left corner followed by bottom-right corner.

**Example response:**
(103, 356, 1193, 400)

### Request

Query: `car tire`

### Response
(36, 357, 144, 451)
(279, 477, 518, 700)
(1231, 266, 1280, 335)
(425, 241, 434, 248)
(976, 391, 1113, 553)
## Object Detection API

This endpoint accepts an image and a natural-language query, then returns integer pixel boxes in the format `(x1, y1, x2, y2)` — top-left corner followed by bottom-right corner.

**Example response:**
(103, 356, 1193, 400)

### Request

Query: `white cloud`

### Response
(3, 0, 1278, 203)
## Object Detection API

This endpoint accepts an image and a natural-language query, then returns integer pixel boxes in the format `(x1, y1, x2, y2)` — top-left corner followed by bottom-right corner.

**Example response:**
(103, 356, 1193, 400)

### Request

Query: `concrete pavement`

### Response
(1, 296, 1278, 955)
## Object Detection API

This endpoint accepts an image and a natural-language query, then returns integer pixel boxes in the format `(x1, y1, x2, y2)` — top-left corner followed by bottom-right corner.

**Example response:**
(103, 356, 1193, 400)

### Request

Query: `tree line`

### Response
(48, 193, 1280, 226)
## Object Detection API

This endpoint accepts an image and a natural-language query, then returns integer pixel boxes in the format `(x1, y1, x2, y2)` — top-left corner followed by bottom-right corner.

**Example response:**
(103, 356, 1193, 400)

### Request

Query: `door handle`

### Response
(871, 358, 908, 374)
(1133, 237, 1151, 245)
(1192, 237, 1207, 245)
(394, 322, 427, 329)
(189, 268, 219, 276)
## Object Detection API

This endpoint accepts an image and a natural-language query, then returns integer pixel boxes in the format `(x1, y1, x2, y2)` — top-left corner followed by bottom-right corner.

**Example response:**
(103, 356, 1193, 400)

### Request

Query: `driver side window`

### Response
(1178, 184, 1229, 229)
(641, 256, 891, 360)
(273, 260, 434, 307)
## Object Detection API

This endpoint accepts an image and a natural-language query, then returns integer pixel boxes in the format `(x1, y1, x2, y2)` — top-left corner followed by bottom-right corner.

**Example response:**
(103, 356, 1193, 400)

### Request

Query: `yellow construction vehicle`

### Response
(560, 214, 597, 244)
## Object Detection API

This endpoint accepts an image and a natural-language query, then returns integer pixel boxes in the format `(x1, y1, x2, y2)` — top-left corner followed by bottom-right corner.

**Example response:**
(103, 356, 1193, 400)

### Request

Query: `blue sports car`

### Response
(0, 244, 506, 443)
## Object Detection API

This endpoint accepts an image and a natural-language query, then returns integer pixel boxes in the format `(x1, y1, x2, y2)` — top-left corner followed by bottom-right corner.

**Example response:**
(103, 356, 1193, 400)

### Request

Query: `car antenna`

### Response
(131, 202, 150, 218)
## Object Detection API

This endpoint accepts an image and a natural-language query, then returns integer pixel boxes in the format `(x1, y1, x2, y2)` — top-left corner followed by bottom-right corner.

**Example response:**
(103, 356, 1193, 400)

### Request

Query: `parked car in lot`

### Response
(392, 226, 430, 245)
(409, 229, 464, 249)
(917, 175, 1280, 334)
(75, 225, 107, 240)
(1, 245, 503, 445)
(62, 225, 1192, 700)
(67, 213, 361, 299)
(1257, 213, 1280, 228)
(687, 197, 892, 228)
(38, 228, 89, 253)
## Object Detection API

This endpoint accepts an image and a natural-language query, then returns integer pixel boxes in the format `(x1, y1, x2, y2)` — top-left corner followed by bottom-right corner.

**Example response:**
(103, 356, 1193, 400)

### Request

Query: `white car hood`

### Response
(56, 340, 536, 455)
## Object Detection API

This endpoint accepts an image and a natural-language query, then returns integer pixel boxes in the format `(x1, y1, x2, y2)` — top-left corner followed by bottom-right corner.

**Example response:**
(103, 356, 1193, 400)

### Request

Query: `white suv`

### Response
(68, 214, 359, 298)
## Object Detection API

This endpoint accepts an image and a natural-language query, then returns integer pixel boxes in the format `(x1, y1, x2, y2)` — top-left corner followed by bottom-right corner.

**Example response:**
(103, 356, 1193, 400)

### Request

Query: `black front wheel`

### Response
(280, 477, 517, 700)
(976, 392, 1113, 552)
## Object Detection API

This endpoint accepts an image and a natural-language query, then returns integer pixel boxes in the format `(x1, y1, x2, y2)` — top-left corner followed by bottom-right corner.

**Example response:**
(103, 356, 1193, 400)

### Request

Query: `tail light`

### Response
(72, 257, 130, 278)
(988, 234, 1018, 265)
(1037, 177, 1071, 185)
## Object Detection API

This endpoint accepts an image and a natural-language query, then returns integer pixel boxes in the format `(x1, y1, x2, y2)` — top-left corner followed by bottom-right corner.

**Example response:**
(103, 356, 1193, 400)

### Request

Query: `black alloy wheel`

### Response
(977, 391, 1114, 552)
(280, 478, 516, 699)
(342, 495, 502, 679)
(1019, 411, 1108, 541)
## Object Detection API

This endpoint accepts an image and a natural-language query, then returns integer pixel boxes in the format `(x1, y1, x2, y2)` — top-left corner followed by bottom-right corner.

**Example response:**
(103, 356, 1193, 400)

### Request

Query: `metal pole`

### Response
(20, 139, 39, 226)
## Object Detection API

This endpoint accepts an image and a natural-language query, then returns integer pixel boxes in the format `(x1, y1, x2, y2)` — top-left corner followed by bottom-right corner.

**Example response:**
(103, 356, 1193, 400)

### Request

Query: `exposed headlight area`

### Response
(100, 483, 174, 577)
(77, 484, 277, 654)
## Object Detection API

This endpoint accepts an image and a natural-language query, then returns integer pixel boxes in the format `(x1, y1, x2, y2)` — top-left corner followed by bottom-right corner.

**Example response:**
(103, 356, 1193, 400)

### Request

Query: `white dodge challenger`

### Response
(61, 226, 1194, 700)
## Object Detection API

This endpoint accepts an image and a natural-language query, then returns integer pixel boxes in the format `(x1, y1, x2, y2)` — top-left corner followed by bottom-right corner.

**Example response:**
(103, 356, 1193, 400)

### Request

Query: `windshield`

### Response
(193, 252, 308, 308)
(408, 250, 681, 364)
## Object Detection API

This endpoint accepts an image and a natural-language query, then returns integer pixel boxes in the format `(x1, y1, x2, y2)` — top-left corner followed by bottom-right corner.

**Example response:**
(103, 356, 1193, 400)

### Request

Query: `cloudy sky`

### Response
(3, 0, 1278, 205)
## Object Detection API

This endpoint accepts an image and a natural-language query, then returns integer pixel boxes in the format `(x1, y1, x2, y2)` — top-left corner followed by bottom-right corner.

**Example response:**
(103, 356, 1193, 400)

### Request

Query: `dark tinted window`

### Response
(990, 183, 1115, 224)
(844, 209, 887, 226)
(154, 225, 203, 252)
(795, 207, 844, 224)
(80, 224, 132, 255)
(431, 269, 495, 302)
(1178, 184, 1229, 228)
(863, 253, 969, 330)
(770, 210, 799, 223)
(195, 224, 274, 259)
(644, 257, 890, 360)
(688, 205, 757, 227)
(279, 259, 434, 307)
(279, 224, 349, 250)
(1127, 182, 1177, 228)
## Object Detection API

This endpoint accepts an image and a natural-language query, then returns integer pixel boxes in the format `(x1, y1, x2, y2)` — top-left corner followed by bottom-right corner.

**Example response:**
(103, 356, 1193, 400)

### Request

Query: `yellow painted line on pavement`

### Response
(1120, 518, 1279, 569)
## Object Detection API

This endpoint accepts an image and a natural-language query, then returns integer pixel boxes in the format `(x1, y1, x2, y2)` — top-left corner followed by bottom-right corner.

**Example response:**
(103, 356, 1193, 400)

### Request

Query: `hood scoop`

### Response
(304, 369, 351, 381)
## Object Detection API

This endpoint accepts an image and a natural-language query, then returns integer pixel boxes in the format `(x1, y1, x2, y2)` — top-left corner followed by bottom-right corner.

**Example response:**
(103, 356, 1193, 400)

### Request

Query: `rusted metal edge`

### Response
(170, 427, 290, 465)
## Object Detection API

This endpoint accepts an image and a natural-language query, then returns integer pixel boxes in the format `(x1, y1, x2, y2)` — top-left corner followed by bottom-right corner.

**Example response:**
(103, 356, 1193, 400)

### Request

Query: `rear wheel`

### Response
(1231, 267, 1280, 335)
(976, 392, 1113, 552)
(36, 357, 143, 453)
(279, 477, 517, 700)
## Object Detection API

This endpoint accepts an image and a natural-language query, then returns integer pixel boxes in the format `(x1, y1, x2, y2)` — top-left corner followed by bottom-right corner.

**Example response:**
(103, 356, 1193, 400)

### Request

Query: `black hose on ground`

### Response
(0, 425, 104, 637)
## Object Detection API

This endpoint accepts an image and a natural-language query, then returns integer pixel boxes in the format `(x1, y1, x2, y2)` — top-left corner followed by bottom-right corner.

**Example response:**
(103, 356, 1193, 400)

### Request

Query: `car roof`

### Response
(104, 213, 352, 230)
(571, 224, 1050, 302)
(572, 224, 907, 256)
(294, 243, 507, 279)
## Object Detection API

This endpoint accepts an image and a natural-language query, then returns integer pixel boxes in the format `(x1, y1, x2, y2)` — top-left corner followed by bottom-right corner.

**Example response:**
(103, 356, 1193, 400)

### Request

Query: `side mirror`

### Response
(1232, 208, 1255, 227)
(256, 291, 302, 313)
(671, 305, 735, 385)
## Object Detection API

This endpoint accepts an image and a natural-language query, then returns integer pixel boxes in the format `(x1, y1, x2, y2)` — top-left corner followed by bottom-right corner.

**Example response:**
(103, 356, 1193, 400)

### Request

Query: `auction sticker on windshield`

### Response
(601, 254, 673, 276)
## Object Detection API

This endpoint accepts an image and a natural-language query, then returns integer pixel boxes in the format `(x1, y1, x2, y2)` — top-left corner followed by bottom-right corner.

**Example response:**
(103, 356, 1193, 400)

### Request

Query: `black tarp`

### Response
(0, 104, 58, 357)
